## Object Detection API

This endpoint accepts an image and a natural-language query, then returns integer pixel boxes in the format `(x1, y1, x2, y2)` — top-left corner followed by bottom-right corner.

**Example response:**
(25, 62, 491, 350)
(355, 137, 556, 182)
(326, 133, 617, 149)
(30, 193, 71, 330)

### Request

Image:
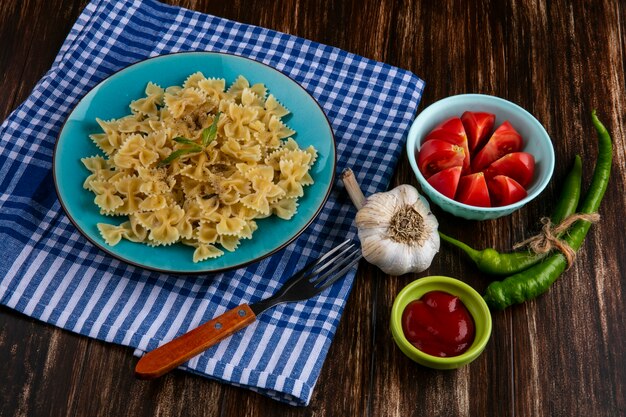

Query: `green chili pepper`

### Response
(484, 111, 612, 310)
(438, 155, 583, 275)
(547, 154, 583, 225)
(438, 233, 541, 276)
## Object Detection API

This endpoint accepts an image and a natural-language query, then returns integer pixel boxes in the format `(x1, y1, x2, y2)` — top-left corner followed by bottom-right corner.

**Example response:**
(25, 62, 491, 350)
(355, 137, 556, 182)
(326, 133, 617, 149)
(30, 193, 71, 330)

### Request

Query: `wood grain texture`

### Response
(1, 0, 625, 416)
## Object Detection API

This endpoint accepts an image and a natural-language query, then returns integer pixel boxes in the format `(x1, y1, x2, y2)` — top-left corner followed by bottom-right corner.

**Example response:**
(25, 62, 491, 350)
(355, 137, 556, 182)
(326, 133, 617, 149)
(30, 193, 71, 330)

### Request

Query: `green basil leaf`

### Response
(202, 112, 221, 146)
(158, 146, 202, 166)
(173, 136, 197, 145)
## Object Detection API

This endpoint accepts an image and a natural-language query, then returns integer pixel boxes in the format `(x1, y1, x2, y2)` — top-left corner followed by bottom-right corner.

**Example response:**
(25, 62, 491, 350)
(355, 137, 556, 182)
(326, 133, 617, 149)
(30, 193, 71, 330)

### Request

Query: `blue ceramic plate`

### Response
(53, 52, 336, 274)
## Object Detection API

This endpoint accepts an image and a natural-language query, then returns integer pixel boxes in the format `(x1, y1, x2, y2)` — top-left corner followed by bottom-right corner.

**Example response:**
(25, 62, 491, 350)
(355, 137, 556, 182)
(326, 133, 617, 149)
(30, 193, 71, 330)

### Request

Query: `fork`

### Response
(135, 239, 362, 379)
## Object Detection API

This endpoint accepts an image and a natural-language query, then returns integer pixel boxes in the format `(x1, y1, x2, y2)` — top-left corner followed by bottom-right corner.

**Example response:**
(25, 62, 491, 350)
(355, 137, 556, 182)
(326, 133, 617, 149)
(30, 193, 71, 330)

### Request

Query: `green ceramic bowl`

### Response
(406, 94, 555, 220)
(390, 276, 492, 369)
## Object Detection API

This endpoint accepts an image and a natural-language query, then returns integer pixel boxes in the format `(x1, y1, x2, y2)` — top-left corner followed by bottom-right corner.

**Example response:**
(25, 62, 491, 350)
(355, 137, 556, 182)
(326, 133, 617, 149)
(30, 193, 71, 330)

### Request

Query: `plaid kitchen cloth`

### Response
(0, 0, 424, 406)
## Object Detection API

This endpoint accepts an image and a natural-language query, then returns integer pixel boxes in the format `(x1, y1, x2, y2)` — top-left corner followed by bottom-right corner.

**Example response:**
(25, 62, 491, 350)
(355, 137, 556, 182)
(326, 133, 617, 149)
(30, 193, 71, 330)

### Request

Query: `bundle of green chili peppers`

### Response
(440, 111, 613, 310)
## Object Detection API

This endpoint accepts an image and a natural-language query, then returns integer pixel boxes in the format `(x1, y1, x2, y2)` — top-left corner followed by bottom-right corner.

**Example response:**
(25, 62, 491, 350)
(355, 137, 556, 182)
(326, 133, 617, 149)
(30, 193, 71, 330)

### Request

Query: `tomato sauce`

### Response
(401, 291, 475, 357)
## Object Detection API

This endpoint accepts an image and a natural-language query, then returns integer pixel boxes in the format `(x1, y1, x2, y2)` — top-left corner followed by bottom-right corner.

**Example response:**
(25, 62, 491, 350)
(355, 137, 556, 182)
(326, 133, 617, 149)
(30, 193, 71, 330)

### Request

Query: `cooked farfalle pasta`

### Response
(83, 73, 317, 262)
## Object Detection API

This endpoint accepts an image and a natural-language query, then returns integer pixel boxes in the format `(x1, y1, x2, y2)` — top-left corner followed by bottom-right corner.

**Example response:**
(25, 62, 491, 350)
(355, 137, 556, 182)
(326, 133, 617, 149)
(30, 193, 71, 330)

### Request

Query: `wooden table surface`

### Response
(1, 0, 625, 416)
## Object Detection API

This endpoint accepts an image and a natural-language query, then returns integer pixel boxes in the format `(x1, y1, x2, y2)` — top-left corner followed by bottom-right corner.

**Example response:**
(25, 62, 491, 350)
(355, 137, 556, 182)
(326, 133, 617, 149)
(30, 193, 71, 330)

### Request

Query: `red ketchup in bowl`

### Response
(401, 291, 475, 357)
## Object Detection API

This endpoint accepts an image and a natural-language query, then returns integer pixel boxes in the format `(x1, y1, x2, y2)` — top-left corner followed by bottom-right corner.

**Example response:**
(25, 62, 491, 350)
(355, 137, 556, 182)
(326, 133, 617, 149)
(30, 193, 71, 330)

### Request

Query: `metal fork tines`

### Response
(250, 239, 362, 316)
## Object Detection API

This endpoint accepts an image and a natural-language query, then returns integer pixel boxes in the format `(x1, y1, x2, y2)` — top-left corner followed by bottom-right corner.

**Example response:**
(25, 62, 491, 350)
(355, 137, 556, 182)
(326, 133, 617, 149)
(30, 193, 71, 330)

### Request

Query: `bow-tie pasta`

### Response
(83, 73, 317, 262)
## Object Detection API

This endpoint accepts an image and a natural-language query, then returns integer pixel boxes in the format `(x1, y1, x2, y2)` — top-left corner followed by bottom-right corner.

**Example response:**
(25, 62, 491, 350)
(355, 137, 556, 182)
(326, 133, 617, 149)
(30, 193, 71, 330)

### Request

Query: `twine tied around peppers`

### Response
(513, 213, 600, 268)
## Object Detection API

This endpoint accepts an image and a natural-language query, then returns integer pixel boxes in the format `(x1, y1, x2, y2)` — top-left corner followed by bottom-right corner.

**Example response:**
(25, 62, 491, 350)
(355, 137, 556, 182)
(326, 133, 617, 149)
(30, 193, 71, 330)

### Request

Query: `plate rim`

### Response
(52, 51, 337, 275)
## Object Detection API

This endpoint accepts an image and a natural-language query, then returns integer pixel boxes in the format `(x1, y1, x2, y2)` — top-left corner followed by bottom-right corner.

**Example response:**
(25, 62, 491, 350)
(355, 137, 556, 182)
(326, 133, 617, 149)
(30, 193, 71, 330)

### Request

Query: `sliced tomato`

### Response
(471, 121, 523, 172)
(461, 111, 496, 152)
(456, 172, 491, 207)
(484, 152, 535, 188)
(417, 139, 465, 179)
(423, 117, 471, 173)
(488, 175, 528, 206)
(427, 166, 462, 199)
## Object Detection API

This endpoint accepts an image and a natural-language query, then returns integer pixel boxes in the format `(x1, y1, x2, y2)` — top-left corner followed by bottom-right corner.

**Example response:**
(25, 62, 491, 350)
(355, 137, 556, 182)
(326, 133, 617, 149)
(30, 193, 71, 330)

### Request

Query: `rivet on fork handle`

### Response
(135, 304, 257, 379)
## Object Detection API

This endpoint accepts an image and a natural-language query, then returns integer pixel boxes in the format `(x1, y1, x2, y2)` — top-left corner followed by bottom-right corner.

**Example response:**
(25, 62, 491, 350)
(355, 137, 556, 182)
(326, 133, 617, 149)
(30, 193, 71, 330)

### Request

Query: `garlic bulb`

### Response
(342, 169, 440, 275)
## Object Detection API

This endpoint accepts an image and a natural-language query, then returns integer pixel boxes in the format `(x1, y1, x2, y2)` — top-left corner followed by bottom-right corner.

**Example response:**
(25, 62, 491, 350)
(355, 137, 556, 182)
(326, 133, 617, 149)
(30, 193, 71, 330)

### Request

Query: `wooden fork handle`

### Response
(135, 304, 256, 379)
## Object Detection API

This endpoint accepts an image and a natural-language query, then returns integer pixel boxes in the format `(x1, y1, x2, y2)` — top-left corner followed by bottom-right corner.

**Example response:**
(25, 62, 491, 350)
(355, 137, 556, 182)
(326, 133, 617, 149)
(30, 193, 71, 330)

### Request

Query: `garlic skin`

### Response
(355, 184, 439, 275)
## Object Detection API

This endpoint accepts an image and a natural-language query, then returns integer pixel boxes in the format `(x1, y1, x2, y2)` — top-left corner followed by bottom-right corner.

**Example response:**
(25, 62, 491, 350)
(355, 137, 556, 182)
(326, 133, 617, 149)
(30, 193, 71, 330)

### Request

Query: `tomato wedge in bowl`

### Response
(484, 152, 535, 188)
(406, 94, 554, 220)
(461, 111, 495, 152)
(471, 121, 523, 172)
(423, 117, 471, 173)
(427, 166, 462, 199)
(487, 175, 528, 206)
(417, 139, 465, 179)
(456, 173, 491, 207)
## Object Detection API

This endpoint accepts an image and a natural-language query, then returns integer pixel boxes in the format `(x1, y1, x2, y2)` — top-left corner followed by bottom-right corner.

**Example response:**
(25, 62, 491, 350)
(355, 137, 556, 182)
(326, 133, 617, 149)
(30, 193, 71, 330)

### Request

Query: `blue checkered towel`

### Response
(0, 0, 424, 406)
